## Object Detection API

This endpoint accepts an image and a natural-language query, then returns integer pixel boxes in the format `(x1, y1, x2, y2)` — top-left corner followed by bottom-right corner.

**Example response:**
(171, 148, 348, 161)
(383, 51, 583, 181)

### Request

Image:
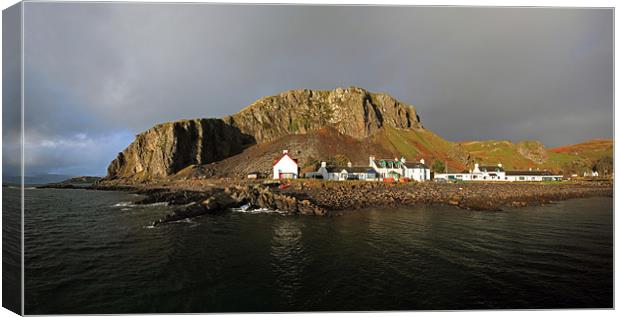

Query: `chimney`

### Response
(475, 163, 479, 169)
(369, 156, 375, 166)
(282, 149, 288, 154)
(420, 158, 425, 165)
(347, 162, 352, 168)
(321, 162, 327, 168)
(529, 167, 532, 171)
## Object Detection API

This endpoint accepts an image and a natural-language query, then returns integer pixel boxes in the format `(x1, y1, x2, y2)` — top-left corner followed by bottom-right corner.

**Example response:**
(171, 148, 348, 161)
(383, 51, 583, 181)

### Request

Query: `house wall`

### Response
(436, 172, 562, 182)
(405, 168, 431, 181)
(375, 167, 403, 179)
(505, 175, 563, 181)
(273, 155, 298, 179)
(350, 172, 378, 181)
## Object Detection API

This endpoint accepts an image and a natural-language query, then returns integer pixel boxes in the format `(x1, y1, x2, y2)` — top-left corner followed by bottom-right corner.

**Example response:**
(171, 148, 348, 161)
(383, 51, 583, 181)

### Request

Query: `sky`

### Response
(2, 3, 613, 177)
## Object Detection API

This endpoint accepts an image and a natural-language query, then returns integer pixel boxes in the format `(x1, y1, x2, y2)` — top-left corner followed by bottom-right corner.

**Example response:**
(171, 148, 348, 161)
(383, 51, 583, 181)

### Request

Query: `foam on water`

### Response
(231, 204, 286, 214)
(112, 201, 135, 207)
(113, 201, 169, 208)
(141, 202, 169, 207)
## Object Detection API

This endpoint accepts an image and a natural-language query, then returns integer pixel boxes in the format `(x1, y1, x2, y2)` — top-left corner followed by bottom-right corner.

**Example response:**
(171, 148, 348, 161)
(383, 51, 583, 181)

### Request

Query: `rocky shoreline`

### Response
(87, 178, 614, 226)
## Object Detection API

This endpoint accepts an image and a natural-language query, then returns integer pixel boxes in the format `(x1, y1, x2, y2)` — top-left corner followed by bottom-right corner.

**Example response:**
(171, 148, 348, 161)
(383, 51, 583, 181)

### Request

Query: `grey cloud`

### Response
(3, 3, 612, 176)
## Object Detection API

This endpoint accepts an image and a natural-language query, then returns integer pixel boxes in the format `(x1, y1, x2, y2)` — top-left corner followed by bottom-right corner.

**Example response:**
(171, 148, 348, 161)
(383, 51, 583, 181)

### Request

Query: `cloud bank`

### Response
(4, 3, 613, 176)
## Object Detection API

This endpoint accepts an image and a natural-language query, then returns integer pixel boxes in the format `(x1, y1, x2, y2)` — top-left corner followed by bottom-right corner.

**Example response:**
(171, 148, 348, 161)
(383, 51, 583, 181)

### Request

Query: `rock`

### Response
(107, 119, 256, 181)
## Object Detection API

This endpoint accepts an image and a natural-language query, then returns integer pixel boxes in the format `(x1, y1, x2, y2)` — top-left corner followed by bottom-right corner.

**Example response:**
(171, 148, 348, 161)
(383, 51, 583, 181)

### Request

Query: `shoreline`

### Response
(80, 178, 614, 226)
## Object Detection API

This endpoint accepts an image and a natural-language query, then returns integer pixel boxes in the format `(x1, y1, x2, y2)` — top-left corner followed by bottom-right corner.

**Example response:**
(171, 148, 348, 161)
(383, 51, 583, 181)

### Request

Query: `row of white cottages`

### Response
(271, 150, 562, 182)
(434, 163, 563, 182)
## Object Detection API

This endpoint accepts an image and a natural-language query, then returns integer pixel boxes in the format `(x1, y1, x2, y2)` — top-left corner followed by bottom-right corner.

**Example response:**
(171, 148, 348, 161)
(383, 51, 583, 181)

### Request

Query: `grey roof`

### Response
(479, 165, 505, 172)
(406, 162, 429, 169)
(373, 159, 428, 169)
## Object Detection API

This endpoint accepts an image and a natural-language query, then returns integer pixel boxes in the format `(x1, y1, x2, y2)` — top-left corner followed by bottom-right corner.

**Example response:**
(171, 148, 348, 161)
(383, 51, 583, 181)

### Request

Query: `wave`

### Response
(4, 186, 36, 190)
(141, 202, 169, 207)
(231, 204, 287, 214)
(112, 201, 169, 208)
(112, 201, 135, 207)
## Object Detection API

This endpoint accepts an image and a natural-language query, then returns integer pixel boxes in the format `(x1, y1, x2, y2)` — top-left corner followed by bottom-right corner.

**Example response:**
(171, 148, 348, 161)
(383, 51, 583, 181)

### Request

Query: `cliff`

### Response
(107, 87, 423, 180)
(224, 87, 421, 143)
(107, 119, 255, 180)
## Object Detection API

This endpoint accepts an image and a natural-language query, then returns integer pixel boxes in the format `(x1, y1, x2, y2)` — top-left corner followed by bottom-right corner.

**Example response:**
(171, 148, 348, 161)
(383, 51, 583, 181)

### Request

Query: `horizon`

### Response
(2, 3, 613, 177)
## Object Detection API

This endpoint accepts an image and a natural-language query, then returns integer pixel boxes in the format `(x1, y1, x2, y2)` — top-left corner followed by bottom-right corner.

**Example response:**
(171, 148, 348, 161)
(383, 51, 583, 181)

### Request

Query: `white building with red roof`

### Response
(272, 150, 299, 179)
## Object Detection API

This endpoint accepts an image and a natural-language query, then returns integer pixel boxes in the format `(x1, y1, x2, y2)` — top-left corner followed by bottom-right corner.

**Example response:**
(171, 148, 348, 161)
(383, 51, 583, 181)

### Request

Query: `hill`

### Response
(105, 87, 612, 181)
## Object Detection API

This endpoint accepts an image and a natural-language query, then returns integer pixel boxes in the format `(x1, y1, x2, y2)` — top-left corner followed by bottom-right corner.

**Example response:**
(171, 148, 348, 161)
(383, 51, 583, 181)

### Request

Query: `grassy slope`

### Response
(375, 126, 469, 171)
(460, 140, 537, 170)
(375, 127, 612, 173)
(549, 139, 613, 160)
(460, 139, 612, 172)
(545, 139, 613, 171)
(171, 125, 611, 178)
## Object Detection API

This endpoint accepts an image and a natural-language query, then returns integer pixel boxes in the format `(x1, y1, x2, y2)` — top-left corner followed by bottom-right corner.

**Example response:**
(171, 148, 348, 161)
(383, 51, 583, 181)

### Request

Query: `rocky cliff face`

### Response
(107, 119, 254, 180)
(224, 87, 422, 143)
(107, 87, 423, 180)
(516, 140, 548, 164)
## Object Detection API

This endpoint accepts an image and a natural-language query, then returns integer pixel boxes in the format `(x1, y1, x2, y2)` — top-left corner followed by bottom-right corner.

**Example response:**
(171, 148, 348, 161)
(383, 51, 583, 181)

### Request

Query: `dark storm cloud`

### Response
(6, 3, 613, 176)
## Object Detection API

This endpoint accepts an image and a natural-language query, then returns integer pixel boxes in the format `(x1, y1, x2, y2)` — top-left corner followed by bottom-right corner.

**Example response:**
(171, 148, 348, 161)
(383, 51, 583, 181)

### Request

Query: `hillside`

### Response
(460, 138, 612, 174)
(105, 87, 612, 181)
(549, 139, 613, 160)
(107, 87, 425, 180)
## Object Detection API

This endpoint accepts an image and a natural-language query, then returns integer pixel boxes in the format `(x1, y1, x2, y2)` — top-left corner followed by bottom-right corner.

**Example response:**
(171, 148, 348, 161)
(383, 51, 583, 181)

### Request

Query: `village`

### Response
(266, 149, 564, 183)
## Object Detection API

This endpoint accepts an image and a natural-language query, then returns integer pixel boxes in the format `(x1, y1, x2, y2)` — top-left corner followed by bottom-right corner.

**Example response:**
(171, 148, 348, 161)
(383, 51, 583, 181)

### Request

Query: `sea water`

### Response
(4, 187, 612, 313)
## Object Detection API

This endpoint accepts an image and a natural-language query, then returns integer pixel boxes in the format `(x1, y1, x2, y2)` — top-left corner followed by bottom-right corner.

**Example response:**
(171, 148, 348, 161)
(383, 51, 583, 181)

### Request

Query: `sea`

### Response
(2, 186, 613, 313)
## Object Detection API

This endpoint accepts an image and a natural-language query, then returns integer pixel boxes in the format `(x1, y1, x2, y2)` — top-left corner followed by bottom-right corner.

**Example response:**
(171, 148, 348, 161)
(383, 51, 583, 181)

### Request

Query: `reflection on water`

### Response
(20, 188, 613, 313)
(271, 218, 305, 304)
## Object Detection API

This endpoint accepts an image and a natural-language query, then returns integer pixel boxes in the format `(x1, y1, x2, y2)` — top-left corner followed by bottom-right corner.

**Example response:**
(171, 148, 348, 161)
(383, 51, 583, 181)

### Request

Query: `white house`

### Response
(505, 171, 563, 181)
(434, 163, 562, 182)
(583, 170, 599, 177)
(272, 150, 299, 179)
(316, 162, 379, 181)
(369, 156, 431, 181)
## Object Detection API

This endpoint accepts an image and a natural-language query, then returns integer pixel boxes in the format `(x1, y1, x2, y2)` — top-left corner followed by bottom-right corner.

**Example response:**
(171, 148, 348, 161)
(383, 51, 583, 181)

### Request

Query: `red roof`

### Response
(273, 153, 298, 166)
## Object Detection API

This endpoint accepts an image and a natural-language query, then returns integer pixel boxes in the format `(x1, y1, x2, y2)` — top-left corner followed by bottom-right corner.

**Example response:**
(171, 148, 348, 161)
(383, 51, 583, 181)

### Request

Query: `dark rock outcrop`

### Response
(150, 185, 326, 226)
(224, 87, 422, 143)
(107, 119, 255, 181)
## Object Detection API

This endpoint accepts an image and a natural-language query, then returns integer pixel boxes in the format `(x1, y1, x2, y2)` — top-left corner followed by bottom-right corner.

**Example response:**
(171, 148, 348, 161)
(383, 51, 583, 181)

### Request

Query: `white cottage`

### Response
(369, 156, 431, 181)
(272, 150, 299, 179)
(583, 170, 599, 177)
(317, 162, 379, 181)
(505, 170, 563, 181)
(434, 163, 562, 182)
(435, 163, 505, 181)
